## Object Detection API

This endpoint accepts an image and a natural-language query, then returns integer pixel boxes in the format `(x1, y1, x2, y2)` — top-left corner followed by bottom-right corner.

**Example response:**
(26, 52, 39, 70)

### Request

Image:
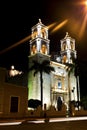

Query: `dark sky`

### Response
(0, 0, 87, 96)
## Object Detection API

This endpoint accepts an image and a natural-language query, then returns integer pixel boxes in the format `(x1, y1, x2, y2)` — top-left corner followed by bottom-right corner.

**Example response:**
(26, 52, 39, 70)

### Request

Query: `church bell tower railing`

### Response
(29, 19, 50, 56)
(60, 32, 77, 64)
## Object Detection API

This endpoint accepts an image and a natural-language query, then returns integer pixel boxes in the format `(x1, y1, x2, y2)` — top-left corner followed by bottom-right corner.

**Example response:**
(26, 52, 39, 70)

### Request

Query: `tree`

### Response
(65, 62, 75, 114)
(28, 99, 41, 109)
(65, 58, 80, 111)
(29, 60, 55, 107)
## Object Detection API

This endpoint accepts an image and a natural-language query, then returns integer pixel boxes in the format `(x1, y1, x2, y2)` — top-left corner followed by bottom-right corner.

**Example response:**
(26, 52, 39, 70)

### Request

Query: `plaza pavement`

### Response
(0, 117, 87, 130)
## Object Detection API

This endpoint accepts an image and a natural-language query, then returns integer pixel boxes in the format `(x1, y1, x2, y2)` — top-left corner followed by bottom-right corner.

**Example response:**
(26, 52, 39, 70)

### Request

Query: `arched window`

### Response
(40, 44, 47, 54)
(31, 44, 37, 55)
(63, 42, 66, 51)
(71, 42, 74, 50)
(62, 55, 67, 63)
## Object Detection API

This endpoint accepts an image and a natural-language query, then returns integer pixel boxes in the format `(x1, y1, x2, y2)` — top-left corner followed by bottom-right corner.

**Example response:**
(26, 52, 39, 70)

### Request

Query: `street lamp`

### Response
(9, 65, 22, 77)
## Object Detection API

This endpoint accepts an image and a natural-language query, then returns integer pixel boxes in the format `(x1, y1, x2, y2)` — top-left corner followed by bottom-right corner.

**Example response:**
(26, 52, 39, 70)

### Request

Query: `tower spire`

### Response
(60, 32, 77, 64)
(38, 18, 42, 24)
(64, 32, 70, 39)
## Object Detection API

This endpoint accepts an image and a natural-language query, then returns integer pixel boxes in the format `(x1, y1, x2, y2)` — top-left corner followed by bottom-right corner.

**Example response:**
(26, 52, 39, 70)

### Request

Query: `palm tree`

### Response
(74, 60, 80, 110)
(65, 59, 80, 112)
(66, 63, 74, 97)
(65, 62, 75, 115)
(29, 60, 55, 107)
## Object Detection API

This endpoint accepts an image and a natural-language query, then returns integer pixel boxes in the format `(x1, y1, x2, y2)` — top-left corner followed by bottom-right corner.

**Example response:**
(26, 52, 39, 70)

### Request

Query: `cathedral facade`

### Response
(28, 19, 80, 110)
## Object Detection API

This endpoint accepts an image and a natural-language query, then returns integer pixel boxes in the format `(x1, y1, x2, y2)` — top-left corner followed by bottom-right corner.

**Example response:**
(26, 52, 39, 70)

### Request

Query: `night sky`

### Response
(0, 0, 87, 96)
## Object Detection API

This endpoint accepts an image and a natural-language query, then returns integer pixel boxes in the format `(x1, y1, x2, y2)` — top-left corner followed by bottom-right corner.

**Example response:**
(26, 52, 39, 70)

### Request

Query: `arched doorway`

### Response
(57, 96, 63, 111)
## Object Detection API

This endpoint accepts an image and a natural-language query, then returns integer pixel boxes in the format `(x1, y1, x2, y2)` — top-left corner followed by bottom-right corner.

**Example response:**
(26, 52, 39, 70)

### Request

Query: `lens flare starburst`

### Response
(0, 20, 68, 55)
(77, 0, 87, 39)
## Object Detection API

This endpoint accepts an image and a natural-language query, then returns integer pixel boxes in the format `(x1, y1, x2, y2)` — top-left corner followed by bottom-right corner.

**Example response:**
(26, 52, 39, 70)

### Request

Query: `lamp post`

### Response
(9, 65, 22, 77)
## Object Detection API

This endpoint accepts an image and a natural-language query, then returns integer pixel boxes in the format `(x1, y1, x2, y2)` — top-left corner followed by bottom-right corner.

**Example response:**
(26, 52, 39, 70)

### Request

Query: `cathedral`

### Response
(28, 19, 80, 110)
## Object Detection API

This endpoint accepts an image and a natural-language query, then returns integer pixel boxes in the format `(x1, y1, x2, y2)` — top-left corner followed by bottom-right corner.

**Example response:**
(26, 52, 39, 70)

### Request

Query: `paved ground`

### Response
(0, 120, 87, 130)
(0, 117, 87, 130)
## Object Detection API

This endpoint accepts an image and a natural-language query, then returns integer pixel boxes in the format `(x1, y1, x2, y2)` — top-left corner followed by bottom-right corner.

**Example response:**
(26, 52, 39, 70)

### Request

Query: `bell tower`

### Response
(30, 19, 50, 56)
(28, 19, 51, 109)
(60, 32, 77, 64)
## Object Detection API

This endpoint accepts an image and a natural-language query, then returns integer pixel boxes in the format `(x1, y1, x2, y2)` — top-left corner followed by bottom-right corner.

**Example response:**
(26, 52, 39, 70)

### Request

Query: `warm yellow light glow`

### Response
(47, 22, 57, 30)
(76, 1, 87, 6)
(0, 34, 31, 55)
(0, 21, 57, 55)
(84, 1, 87, 13)
(9, 65, 22, 77)
(51, 19, 68, 34)
(86, 1, 87, 6)
(11, 65, 14, 70)
(77, 0, 87, 39)
(79, 14, 87, 38)
(74, 0, 87, 12)
(73, 0, 87, 39)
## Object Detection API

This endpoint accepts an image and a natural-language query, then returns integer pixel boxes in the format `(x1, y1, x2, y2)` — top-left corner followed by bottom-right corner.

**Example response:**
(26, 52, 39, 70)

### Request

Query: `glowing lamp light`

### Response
(9, 65, 22, 77)
(85, 1, 87, 6)
(85, 0, 87, 10)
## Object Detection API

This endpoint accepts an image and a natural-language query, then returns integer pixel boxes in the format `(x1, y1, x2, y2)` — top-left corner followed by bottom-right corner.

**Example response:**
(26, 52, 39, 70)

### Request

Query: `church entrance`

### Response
(57, 96, 62, 111)
(52, 92, 64, 110)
